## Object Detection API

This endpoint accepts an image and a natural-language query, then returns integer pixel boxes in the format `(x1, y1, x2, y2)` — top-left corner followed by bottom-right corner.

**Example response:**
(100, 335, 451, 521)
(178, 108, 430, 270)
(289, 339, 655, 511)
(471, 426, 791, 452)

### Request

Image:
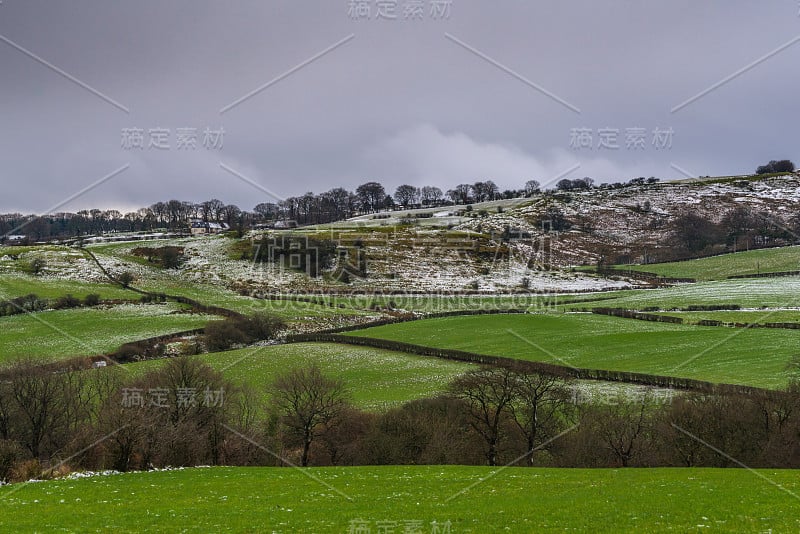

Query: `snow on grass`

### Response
(569, 381, 677, 405)
(453, 176, 800, 269)
(612, 277, 800, 309)
(0, 247, 110, 282)
(85, 233, 630, 294)
(0, 302, 213, 362)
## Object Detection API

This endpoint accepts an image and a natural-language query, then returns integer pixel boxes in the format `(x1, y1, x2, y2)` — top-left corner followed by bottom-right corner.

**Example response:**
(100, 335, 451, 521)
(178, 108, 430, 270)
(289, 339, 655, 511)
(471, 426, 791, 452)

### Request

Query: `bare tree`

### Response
(524, 180, 541, 196)
(419, 186, 443, 206)
(254, 202, 279, 221)
(203, 199, 225, 222)
(97, 357, 237, 470)
(355, 182, 386, 213)
(394, 185, 419, 209)
(471, 182, 488, 202)
(325, 187, 353, 220)
(450, 367, 516, 466)
(95, 391, 153, 472)
(448, 184, 472, 204)
(0, 382, 14, 441)
(150, 202, 167, 227)
(590, 395, 653, 467)
(508, 371, 573, 465)
(271, 364, 351, 467)
(3, 361, 91, 460)
(659, 394, 716, 467)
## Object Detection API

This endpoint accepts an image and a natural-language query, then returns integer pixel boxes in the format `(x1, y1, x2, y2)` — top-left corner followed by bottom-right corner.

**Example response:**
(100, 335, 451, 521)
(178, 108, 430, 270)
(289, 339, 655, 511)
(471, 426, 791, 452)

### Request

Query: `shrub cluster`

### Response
(756, 159, 795, 175)
(0, 294, 48, 316)
(204, 312, 286, 352)
(131, 246, 185, 269)
(0, 293, 103, 316)
(251, 235, 337, 278)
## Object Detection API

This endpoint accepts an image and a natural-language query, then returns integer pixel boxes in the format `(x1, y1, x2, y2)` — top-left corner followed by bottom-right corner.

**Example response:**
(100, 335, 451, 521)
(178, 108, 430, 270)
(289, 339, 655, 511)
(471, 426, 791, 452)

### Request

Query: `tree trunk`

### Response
(301, 438, 311, 467)
(487, 438, 498, 467)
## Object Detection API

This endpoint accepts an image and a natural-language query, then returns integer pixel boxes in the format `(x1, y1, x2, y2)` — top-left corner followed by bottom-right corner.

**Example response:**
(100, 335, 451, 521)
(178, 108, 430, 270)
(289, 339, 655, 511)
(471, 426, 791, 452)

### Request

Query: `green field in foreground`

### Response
(0, 466, 797, 532)
(348, 314, 800, 388)
(0, 304, 212, 362)
(128, 343, 473, 411)
(613, 246, 800, 281)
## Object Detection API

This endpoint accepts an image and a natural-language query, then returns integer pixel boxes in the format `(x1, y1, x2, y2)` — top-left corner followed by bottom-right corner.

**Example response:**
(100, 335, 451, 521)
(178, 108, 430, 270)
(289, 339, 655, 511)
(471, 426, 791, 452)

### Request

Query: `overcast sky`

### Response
(1, 1, 798, 213)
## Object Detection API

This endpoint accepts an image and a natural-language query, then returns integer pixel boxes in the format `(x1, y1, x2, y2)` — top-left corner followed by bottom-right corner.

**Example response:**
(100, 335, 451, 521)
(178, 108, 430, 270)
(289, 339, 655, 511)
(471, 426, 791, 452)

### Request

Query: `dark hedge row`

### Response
(595, 267, 696, 284)
(112, 329, 206, 363)
(728, 270, 800, 279)
(314, 309, 529, 335)
(0, 293, 129, 317)
(591, 307, 684, 324)
(592, 306, 800, 331)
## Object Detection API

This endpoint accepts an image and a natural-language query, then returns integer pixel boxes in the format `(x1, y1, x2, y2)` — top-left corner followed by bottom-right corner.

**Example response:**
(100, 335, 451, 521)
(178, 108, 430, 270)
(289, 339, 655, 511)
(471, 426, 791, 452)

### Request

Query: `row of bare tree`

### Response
(2, 360, 800, 483)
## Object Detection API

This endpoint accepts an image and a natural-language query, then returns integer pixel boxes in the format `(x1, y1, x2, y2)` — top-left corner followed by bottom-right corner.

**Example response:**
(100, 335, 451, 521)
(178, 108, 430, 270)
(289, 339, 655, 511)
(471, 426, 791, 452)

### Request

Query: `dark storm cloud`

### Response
(0, 0, 798, 213)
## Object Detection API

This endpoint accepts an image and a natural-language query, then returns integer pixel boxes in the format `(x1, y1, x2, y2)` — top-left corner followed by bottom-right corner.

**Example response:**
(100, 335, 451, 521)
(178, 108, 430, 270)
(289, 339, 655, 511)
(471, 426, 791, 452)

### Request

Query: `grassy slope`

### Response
(134, 279, 369, 321)
(127, 343, 473, 411)
(0, 304, 211, 363)
(87, 239, 193, 255)
(0, 274, 135, 300)
(0, 466, 797, 532)
(89, 242, 369, 320)
(573, 278, 800, 311)
(288, 277, 800, 316)
(613, 246, 800, 281)
(12, 270, 773, 318)
(660, 310, 800, 325)
(0, 245, 59, 255)
(348, 314, 799, 388)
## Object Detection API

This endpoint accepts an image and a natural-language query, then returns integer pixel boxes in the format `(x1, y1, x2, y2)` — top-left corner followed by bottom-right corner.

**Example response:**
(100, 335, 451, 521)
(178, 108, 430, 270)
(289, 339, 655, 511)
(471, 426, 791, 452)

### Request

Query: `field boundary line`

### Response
(285, 333, 782, 397)
(79, 247, 244, 319)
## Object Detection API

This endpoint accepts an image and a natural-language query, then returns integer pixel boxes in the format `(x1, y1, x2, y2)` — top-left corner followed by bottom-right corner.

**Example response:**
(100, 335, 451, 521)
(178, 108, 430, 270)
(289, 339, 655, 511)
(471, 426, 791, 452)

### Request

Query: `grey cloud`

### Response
(1, 1, 798, 213)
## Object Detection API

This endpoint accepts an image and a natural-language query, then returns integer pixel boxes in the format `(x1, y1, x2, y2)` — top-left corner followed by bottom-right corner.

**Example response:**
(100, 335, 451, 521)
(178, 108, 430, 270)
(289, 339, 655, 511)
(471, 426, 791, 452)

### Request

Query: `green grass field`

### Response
(0, 271, 367, 328)
(263, 276, 800, 317)
(87, 238, 194, 255)
(0, 273, 135, 301)
(127, 342, 473, 411)
(134, 280, 371, 322)
(0, 466, 797, 532)
(0, 304, 212, 363)
(660, 309, 800, 325)
(571, 278, 800, 311)
(88, 238, 377, 322)
(613, 246, 800, 281)
(348, 314, 800, 388)
(0, 245, 60, 255)
(312, 277, 800, 317)
(89, 239, 207, 274)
